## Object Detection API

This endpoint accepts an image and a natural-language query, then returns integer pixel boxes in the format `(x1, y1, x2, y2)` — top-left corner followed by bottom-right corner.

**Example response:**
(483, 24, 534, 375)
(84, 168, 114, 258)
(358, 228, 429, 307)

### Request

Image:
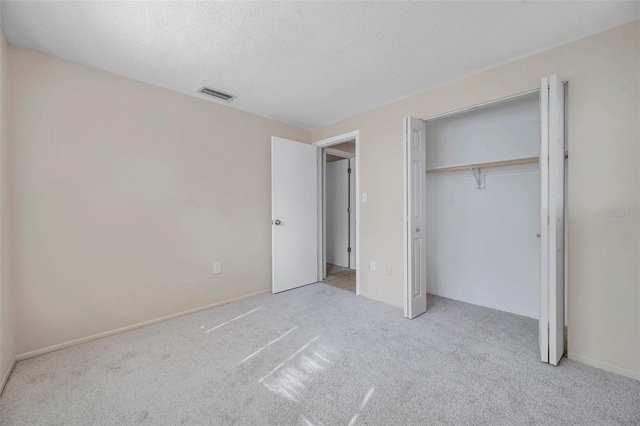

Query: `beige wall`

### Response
(0, 28, 16, 391)
(313, 21, 640, 379)
(8, 46, 310, 356)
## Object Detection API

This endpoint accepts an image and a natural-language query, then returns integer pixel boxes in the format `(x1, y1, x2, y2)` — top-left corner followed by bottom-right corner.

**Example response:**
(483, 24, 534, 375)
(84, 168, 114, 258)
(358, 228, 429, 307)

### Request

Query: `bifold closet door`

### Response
(539, 75, 565, 365)
(404, 117, 427, 319)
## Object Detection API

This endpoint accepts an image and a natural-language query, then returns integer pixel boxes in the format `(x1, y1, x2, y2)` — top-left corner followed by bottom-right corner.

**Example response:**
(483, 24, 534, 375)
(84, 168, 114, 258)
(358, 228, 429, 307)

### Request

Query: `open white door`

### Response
(539, 76, 565, 365)
(404, 117, 427, 319)
(325, 159, 349, 268)
(272, 137, 319, 293)
(349, 158, 356, 269)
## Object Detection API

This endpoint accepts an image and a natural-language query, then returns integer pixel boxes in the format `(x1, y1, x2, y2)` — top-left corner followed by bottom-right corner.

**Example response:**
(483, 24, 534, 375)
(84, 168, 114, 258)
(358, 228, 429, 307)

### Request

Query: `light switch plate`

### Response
(370, 261, 376, 271)
(214, 262, 222, 274)
(362, 193, 367, 202)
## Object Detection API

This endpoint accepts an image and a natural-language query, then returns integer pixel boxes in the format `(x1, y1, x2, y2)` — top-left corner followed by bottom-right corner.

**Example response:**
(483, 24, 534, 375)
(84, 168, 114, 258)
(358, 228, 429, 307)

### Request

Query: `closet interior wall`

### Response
(425, 93, 541, 319)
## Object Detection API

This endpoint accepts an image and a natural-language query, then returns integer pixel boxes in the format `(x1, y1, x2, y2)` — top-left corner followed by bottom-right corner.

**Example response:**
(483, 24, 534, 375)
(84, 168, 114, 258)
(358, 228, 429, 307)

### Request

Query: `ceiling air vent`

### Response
(198, 87, 237, 102)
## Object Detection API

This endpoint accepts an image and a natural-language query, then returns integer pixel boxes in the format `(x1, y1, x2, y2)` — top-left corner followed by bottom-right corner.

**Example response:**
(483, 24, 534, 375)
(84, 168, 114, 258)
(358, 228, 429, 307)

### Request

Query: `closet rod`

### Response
(426, 154, 568, 174)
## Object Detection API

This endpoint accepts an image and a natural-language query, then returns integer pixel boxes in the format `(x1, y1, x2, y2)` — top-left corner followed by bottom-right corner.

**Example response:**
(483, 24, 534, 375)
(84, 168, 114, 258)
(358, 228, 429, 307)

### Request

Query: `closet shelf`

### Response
(426, 154, 568, 189)
(426, 156, 538, 174)
(426, 154, 568, 174)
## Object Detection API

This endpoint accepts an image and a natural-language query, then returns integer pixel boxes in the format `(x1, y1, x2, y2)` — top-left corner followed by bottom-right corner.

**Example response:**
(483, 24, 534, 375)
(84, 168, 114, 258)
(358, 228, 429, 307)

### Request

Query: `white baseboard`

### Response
(568, 352, 640, 381)
(358, 292, 403, 309)
(0, 358, 16, 396)
(16, 289, 271, 362)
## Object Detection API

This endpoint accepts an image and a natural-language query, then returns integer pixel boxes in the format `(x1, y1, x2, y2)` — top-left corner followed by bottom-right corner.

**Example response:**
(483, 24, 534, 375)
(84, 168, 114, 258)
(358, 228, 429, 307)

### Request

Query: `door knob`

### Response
(274, 220, 282, 225)
(416, 227, 420, 232)
(536, 233, 541, 238)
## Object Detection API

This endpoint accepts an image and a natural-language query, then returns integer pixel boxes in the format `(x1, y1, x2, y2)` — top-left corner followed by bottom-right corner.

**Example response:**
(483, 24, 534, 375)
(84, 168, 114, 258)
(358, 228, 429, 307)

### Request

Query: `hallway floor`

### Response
(323, 264, 356, 292)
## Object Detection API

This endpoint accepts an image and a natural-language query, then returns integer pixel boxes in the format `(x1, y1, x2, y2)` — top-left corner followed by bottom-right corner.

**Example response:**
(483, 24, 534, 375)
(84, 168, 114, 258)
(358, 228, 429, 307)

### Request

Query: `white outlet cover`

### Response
(214, 262, 222, 274)
(370, 261, 376, 271)
(362, 193, 367, 202)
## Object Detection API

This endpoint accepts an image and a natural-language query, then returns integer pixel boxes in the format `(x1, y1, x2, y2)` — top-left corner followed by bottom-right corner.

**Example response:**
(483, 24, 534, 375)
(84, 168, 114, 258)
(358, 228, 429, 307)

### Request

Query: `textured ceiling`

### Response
(2, 1, 639, 130)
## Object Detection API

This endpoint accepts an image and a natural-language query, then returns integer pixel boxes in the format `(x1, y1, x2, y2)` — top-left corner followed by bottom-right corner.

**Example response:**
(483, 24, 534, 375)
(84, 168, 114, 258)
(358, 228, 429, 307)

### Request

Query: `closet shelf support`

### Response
(472, 168, 485, 189)
(425, 153, 568, 190)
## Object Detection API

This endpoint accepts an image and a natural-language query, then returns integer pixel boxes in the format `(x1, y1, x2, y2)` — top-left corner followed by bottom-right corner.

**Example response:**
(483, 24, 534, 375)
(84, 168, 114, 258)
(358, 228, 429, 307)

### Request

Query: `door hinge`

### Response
(348, 168, 352, 174)
(347, 247, 352, 253)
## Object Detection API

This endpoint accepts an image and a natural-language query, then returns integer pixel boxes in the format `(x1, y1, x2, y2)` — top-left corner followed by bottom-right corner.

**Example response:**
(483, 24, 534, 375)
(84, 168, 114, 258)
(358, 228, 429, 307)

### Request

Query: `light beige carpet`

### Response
(1, 283, 638, 425)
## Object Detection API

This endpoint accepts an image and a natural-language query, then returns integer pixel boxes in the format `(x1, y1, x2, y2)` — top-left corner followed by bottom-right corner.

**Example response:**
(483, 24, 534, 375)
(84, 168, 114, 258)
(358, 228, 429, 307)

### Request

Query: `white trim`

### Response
(540, 77, 550, 363)
(15, 289, 270, 362)
(0, 358, 16, 396)
(271, 139, 277, 291)
(314, 130, 360, 295)
(365, 294, 403, 309)
(568, 352, 640, 381)
(402, 117, 409, 318)
(325, 148, 355, 159)
(313, 130, 358, 148)
(318, 149, 325, 280)
(420, 88, 540, 122)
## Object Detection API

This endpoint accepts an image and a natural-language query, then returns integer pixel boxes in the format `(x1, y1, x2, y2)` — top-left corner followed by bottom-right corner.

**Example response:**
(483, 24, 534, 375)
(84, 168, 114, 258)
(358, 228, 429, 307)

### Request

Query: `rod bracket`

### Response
(472, 168, 485, 189)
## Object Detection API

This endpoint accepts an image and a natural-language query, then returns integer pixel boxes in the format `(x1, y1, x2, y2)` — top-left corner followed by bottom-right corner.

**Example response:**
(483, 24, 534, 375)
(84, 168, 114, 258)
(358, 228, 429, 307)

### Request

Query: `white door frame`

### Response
(313, 131, 360, 295)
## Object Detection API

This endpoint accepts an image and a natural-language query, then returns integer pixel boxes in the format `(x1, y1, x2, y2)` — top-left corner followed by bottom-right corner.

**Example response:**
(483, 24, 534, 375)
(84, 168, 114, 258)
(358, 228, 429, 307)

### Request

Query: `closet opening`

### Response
(424, 92, 543, 319)
(404, 77, 568, 365)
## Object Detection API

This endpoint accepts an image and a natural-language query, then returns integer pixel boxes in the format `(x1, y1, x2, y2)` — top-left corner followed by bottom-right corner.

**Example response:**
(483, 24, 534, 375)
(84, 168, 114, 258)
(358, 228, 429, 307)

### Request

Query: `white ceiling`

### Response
(2, 1, 639, 130)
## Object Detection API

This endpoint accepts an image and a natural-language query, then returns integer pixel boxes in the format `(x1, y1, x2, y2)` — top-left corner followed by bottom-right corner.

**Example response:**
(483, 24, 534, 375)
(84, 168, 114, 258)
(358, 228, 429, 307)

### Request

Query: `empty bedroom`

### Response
(0, 1, 638, 425)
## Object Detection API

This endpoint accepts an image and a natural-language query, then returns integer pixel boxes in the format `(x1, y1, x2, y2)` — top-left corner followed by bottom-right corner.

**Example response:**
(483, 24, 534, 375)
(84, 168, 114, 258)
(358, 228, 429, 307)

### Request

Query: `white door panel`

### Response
(349, 158, 356, 269)
(404, 117, 427, 319)
(539, 76, 566, 365)
(326, 159, 349, 268)
(539, 78, 550, 363)
(548, 75, 566, 365)
(272, 137, 319, 293)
